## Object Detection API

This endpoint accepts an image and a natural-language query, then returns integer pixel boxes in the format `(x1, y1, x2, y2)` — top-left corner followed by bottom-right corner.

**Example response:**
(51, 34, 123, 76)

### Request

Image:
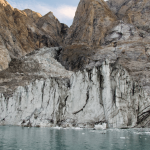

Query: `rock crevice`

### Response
(0, 48, 150, 128)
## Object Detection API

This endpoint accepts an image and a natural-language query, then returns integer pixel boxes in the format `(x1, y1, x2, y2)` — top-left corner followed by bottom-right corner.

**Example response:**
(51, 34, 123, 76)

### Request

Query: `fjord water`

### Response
(0, 126, 150, 150)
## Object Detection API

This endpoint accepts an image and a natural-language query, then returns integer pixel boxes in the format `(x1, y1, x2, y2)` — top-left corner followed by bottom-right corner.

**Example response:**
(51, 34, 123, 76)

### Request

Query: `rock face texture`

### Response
(0, 47, 150, 128)
(107, 0, 132, 17)
(0, 0, 68, 71)
(124, 0, 150, 33)
(23, 9, 42, 23)
(107, 0, 150, 33)
(1, 0, 150, 128)
(36, 12, 68, 45)
(65, 0, 117, 46)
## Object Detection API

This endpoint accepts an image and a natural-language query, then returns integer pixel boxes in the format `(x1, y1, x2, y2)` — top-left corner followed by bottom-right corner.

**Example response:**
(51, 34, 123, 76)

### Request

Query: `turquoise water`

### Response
(0, 126, 150, 150)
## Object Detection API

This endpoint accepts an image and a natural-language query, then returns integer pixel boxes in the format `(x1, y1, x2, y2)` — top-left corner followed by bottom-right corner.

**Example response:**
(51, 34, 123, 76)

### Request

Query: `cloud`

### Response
(55, 5, 77, 20)
(37, 4, 76, 21)
(7, 0, 76, 26)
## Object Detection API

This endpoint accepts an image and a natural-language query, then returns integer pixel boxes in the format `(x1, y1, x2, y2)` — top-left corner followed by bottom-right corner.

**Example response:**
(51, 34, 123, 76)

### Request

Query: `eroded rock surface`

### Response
(1, 0, 150, 128)
(107, 0, 150, 33)
(107, 0, 132, 17)
(23, 9, 42, 23)
(65, 0, 117, 46)
(58, 19, 150, 128)
(124, 0, 150, 33)
(0, 47, 150, 128)
(0, 0, 68, 71)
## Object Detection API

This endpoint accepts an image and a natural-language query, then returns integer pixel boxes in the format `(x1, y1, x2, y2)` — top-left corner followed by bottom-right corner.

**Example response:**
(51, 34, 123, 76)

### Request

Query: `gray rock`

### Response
(0, 47, 150, 128)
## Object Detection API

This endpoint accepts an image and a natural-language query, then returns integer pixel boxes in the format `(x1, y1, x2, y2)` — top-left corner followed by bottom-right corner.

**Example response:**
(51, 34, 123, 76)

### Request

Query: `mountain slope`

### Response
(107, 0, 150, 33)
(0, 0, 68, 71)
(65, 0, 117, 46)
(1, 0, 150, 128)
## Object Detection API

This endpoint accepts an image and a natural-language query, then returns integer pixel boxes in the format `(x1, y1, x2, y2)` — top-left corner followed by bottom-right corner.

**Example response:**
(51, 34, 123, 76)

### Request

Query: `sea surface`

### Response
(0, 126, 150, 150)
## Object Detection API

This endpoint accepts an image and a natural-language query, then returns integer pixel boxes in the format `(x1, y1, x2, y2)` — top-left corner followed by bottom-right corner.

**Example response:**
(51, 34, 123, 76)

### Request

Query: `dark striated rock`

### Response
(107, 0, 132, 17)
(107, 0, 150, 34)
(124, 0, 150, 33)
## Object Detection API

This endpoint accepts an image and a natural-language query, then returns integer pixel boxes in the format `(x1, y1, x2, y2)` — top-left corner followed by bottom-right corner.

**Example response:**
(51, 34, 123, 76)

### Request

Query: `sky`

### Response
(7, 0, 108, 27)
(7, 0, 80, 27)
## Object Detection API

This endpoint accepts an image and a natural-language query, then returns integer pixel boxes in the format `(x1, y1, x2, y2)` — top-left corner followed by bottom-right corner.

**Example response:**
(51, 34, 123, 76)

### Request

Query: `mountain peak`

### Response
(65, 0, 117, 46)
(23, 9, 42, 23)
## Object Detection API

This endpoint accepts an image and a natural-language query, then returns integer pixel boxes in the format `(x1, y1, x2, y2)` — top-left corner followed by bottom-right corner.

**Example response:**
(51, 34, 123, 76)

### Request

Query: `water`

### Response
(0, 126, 150, 150)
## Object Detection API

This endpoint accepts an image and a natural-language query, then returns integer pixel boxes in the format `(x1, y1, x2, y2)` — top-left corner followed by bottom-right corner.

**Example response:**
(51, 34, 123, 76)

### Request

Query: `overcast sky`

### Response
(7, 0, 107, 27)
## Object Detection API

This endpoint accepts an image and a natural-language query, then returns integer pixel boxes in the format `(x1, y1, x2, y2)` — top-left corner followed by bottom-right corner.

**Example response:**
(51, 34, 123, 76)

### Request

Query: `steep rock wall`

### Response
(107, 0, 150, 34)
(1, 0, 150, 129)
(65, 0, 117, 46)
(0, 54, 150, 128)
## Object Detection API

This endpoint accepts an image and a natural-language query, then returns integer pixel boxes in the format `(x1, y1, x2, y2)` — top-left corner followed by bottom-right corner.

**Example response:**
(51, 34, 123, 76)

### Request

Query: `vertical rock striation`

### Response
(65, 0, 117, 46)
(0, 48, 150, 128)
(1, 0, 150, 129)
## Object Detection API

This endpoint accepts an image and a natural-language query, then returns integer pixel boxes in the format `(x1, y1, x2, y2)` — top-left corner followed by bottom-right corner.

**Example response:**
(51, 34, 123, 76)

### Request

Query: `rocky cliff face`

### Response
(0, 0, 68, 71)
(0, 47, 150, 128)
(1, 0, 150, 128)
(65, 0, 117, 46)
(23, 9, 42, 23)
(107, 0, 150, 33)
(107, 0, 132, 17)
(124, 0, 150, 33)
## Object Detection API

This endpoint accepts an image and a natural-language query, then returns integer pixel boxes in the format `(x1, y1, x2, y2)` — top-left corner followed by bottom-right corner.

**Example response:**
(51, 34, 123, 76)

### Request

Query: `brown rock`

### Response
(2, 0, 150, 128)
(23, 9, 42, 23)
(0, 0, 68, 71)
(59, 0, 150, 102)
(124, 0, 150, 33)
(107, 0, 150, 33)
(36, 12, 67, 46)
(107, 0, 132, 17)
(65, 0, 117, 46)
